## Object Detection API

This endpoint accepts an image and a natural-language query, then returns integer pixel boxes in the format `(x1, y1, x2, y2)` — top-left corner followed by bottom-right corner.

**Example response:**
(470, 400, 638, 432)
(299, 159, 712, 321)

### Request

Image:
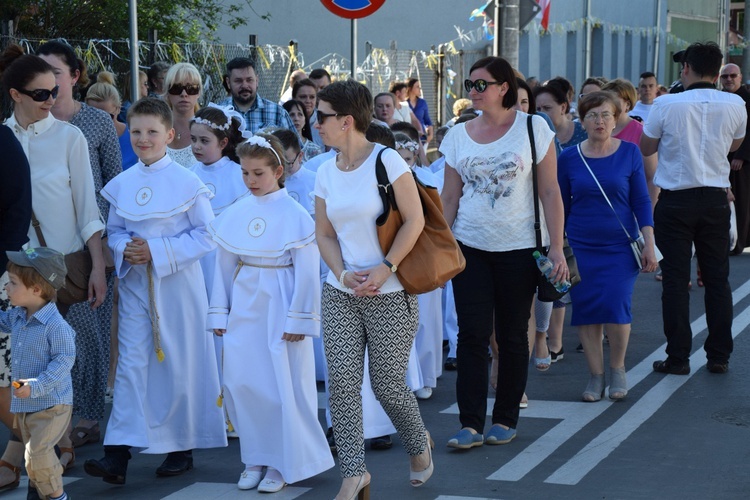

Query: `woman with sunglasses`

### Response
(441, 57, 567, 449)
(282, 99, 321, 162)
(37, 40, 122, 467)
(1, 45, 106, 489)
(313, 80, 433, 499)
(163, 62, 202, 167)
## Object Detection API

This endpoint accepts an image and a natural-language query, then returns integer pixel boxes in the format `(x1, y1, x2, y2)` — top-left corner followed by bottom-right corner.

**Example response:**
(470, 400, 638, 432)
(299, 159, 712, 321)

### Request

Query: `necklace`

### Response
(340, 145, 373, 171)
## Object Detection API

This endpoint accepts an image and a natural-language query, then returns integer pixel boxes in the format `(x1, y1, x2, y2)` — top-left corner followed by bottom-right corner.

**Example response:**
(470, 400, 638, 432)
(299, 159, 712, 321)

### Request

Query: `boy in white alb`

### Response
(84, 98, 226, 485)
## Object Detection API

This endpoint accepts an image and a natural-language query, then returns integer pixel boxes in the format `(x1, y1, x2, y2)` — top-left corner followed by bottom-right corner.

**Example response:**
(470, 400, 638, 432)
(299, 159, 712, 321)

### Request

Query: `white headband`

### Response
(396, 140, 420, 153)
(245, 135, 283, 166)
(193, 103, 252, 139)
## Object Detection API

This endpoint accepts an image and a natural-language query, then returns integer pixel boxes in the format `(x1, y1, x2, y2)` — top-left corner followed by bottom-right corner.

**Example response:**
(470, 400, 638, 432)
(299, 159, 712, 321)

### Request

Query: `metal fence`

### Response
(1, 35, 488, 129)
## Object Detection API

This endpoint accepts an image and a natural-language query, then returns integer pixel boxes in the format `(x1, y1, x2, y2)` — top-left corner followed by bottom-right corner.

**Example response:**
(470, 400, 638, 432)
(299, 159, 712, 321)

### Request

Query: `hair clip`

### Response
(396, 140, 420, 153)
(245, 135, 283, 166)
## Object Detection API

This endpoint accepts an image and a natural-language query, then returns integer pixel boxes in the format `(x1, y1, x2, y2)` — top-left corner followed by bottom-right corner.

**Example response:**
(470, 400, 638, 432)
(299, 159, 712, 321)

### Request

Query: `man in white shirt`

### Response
(641, 42, 747, 376)
(630, 71, 657, 122)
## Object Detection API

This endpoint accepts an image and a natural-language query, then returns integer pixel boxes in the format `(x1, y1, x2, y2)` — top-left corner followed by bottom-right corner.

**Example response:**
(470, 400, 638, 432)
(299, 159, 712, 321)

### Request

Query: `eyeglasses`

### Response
(583, 111, 615, 121)
(16, 85, 59, 102)
(283, 151, 301, 168)
(721, 73, 739, 79)
(167, 83, 201, 96)
(316, 109, 341, 124)
(464, 79, 501, 93)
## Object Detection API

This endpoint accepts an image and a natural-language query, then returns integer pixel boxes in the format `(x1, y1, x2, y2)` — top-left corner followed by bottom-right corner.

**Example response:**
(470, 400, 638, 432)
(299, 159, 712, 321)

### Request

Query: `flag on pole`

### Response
(537, 0, 551, 31)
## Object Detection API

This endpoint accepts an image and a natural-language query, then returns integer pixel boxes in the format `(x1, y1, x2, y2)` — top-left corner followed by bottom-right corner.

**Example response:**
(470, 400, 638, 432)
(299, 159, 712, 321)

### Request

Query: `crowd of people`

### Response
(0, 38, 746, 500)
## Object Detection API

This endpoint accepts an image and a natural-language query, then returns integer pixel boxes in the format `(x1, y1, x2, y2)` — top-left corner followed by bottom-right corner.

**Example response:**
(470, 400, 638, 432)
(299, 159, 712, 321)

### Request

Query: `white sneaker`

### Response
(237, 469, 263, 490)
(415, 387, 433, 400)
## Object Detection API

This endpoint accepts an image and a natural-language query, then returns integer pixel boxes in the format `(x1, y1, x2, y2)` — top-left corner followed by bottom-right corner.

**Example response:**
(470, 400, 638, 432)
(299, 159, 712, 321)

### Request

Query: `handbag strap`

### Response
(30, 211, 48, 248)
(375, 147, 398, 219)
(529, 115, 544, 250)
(576, 144, 637, 242)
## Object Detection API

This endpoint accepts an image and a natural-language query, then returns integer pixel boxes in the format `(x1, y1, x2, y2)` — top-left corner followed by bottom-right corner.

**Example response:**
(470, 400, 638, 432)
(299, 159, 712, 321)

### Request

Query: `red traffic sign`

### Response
(320, 0, 386, 19)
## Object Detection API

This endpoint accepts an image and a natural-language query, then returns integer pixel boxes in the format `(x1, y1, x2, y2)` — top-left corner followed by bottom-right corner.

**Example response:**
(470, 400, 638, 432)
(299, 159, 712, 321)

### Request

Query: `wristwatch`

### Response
(383, 258, 398, 273)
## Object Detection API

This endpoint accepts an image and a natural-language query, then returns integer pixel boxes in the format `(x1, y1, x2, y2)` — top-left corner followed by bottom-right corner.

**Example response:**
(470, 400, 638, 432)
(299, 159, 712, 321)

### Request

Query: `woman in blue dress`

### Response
(558, 91, 657, 402)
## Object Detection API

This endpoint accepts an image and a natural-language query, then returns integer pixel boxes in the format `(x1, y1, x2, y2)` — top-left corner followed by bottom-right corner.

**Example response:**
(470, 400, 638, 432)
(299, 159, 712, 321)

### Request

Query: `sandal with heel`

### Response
(410, 431, 434, 487)
(582, 373, 605, 402)
(334, 472, 371, 500)
(608, 367, 628, 401)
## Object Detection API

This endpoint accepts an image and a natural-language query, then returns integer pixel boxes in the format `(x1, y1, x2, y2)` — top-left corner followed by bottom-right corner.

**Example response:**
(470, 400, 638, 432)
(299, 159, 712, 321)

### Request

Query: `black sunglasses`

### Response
(721, 73, 739, 79)
(168, 83, 201, 96)
(316, 109, 342, 124)
(17, 85, 59, 102)
(464, 79, 501, 93)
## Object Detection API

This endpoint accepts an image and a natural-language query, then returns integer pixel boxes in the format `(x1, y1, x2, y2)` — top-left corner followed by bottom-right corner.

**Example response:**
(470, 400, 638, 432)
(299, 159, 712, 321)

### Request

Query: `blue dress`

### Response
(558, 141, 653, 325)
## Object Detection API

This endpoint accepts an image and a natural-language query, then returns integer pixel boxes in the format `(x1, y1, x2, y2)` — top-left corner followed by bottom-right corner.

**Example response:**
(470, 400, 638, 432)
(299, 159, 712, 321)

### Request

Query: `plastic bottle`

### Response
(532, 251, 571, 293)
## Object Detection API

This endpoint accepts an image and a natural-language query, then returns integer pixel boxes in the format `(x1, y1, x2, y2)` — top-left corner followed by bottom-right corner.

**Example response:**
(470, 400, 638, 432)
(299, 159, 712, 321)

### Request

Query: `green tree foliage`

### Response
(0, 0, 269, 42)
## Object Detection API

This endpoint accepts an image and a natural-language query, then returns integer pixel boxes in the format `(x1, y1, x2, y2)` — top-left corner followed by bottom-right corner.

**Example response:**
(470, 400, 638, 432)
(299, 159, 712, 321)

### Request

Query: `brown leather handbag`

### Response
(375, 149, 465, 294)
(31, 212, 92, 315)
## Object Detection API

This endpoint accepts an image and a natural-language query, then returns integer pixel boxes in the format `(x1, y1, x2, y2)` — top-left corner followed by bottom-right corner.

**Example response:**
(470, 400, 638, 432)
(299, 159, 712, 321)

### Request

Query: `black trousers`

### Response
(654, 188, 734, 364)
(452, 243, 537, 432)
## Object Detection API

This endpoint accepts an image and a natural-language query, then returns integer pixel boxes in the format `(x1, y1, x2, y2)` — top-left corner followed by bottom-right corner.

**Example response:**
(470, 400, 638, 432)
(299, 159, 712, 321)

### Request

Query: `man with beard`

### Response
(720, 63, 750, 254)
(218, 57, 295, 134)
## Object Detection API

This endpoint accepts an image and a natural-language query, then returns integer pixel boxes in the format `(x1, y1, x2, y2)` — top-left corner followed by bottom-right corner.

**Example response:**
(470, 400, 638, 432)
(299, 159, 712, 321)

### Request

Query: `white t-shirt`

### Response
(394, 103, 411, 123)
(439, 111, 555, 252)
(629, 101, 652, 122)
(313, 145, 410, 293)
(643, 87, 747, 190)
(285, 166, 317, 215)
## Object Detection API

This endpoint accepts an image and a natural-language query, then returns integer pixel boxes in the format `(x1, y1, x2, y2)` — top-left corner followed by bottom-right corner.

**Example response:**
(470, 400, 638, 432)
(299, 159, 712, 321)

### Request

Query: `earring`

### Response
(341, 127, 345, 131)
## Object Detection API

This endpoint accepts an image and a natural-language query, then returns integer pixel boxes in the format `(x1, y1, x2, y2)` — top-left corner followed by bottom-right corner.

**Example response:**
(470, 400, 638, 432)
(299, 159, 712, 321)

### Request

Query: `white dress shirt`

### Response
(643, 87, 747, 190)
(5, 113, 104, 254)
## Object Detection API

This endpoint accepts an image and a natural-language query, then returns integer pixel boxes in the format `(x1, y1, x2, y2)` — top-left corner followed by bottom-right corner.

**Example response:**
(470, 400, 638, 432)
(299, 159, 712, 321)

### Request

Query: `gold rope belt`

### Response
(147, 262, 165, 362)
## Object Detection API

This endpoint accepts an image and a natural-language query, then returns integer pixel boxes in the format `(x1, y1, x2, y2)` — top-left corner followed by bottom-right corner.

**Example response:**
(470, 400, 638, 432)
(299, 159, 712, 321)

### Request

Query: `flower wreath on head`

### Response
(193, 103, 253, 139)
(244, 135, 283, 166)
(396, 140, 420, 153)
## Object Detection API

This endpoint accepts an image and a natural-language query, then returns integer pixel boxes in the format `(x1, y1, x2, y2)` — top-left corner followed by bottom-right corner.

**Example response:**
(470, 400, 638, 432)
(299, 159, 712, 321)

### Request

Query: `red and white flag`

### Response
(537, 0, 551, 31)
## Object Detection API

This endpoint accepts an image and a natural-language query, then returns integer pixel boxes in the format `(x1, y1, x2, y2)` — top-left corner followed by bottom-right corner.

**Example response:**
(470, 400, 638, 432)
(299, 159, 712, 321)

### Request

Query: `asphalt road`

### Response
(2, 255, 749, 500)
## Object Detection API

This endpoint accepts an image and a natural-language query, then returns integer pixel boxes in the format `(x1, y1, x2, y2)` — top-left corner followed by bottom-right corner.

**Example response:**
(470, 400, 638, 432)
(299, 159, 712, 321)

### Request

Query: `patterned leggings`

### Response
(322, 284, 427, 477)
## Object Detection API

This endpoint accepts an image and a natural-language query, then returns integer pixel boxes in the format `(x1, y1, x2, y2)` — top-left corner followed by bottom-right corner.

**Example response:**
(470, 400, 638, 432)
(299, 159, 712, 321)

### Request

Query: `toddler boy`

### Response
(1, 248, 75, 500)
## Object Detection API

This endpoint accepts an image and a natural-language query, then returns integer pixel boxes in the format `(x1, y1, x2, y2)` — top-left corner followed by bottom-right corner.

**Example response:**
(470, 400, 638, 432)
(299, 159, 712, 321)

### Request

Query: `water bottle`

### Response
(532, 251, 571, 293)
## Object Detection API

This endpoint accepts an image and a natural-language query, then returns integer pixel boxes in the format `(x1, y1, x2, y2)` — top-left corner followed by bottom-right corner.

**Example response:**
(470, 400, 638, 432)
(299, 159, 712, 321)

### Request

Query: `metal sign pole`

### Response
(129, 0, 139, 101)
(351, 19, 358, 80)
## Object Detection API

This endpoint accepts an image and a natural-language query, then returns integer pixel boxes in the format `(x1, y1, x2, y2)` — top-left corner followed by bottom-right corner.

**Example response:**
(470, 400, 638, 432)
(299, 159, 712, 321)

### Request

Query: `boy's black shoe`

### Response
(26, 480, 40, 500)
(652, 359, 690, 375)
(155, 450, 193, 476)
(84, 445, 131, 485)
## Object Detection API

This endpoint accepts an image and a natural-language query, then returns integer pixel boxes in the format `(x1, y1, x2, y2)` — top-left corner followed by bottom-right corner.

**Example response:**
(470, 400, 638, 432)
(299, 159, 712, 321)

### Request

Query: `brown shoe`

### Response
(70, 424, 100, 447)
(706, 361, 729, 374)
(0, 460, 20, 492)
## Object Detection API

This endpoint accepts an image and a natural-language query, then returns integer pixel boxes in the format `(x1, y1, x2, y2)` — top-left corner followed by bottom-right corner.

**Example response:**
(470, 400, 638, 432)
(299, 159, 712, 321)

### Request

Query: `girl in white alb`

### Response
(395, 134, 444, 399)
(207, 134, 333, 493)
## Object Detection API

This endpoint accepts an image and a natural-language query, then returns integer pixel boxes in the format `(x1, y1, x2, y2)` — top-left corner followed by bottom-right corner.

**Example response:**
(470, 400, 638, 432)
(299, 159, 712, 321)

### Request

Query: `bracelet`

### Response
(339, 270, 349, 288)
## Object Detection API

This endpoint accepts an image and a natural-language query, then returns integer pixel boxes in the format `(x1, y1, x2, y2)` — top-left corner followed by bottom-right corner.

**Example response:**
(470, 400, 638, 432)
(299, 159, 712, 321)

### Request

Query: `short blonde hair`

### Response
(452, 98, 472, 118)
(163, 62, 202, 112)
